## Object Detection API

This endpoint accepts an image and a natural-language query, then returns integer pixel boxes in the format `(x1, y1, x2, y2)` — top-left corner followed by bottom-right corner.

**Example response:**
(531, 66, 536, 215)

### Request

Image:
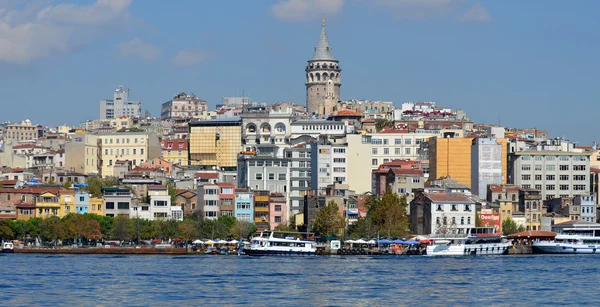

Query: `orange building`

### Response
(429, 137, 473, 188)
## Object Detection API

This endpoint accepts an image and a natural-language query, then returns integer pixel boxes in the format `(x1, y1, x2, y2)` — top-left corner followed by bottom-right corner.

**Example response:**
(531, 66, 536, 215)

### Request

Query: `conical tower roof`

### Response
(312, 19, 336, 61)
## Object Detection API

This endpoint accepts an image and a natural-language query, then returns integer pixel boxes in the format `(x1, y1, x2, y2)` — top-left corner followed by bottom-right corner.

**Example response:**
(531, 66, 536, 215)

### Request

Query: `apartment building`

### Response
(310, 140, 348, 193)
(471, 137, 507, 199)
(161, 138, 189, 166)
(254, 190, 270, 230)
(161, 92, 208, 119)
(241, 104, 294, 149)
(270, 193, 287, 229)
(237, 147, 290, 193)
(5, 120, 43, 143)
(102, 187, 133, 217)
(518, 189, 543, 231)
(99, 85, 142, 120)
(189, 118, 242, 170)
(367, 128, 439, 169)
(65, 132, 99, 175)
(410, 191, 476, 236)
(234, 189, 254, 222)
(574, 195, 596, 222)
(283, 143, 312, 214)
(198, 183, 220, 220)
(97, 132, 161, 178)
(429, 137, 473, 188)
(218, 183, 235, 217)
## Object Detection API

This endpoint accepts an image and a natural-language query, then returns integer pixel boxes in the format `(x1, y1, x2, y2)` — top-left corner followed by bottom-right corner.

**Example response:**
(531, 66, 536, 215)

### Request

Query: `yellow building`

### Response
(65, 132, 99, 175)
(498, 201, 513, 222)
(161, 139, 189, 166)
(429, 137, 473, 187)
(35, 191, 75, 218)
(110, 116, 135, 131)
(189, 118, 241, 170)
(89, 197, 104, 216)
(98, 132, 161, 178)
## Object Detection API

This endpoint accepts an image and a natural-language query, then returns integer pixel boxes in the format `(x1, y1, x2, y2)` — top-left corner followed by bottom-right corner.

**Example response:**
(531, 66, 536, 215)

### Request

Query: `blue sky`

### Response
(1, 0, 599, 144)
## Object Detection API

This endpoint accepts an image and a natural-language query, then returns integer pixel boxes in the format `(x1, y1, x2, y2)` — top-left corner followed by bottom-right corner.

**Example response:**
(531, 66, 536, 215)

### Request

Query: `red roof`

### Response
(218, 182, 235, 188)
(390, 168, 423, 176)
(334, 110, 362, 117)
(591, 167, 600, 174)
(195, 172, 218, 179)
(377, 127, 409, 134)
(0, 180, 17, 185)
(161, 138, 189, 150)
(148, 185, 167, 190)
(362, 119, 374, 123)
(488, 184, 502, 192)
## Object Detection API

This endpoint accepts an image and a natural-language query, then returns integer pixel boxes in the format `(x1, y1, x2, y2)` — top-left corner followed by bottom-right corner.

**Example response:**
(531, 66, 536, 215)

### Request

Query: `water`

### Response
(1, 254, 599, 306)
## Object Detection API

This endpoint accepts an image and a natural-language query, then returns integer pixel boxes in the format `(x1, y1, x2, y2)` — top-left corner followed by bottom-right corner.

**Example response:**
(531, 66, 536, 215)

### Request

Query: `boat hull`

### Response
(246, 249, 316, 256)
(426, 243, 511, 256)
(532, 243, 600, 254)
(1, 249, 14, 253)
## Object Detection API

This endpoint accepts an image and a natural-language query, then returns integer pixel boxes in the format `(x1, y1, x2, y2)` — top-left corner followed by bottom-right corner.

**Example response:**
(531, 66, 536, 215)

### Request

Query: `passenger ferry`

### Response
(2, 242, 14, 253)
(426, 227, 511, 256)
(532, 221, 600, 254)
(247, 231, 316, 256)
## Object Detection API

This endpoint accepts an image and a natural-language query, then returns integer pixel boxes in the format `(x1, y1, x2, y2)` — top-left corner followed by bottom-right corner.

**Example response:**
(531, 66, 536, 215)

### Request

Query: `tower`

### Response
(306, 18, 341, 116)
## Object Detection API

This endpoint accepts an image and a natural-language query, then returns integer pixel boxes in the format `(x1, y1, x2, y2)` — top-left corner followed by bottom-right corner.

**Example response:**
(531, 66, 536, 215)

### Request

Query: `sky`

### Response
(1, 0, 599, 144)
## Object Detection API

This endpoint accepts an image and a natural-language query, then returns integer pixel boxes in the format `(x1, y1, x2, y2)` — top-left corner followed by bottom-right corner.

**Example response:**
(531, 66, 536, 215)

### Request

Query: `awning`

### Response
(192, 240, 203, 244)
(404, 240, 419, 245)
(392, 239, 405, 244)
(229, 240, 239, 244)
(354, 239, 367, 244)
(378, 239, 392, 244)
(345, 239, 356, 244)
(205, 240, 215, 245)
(367, 240, 376, 245)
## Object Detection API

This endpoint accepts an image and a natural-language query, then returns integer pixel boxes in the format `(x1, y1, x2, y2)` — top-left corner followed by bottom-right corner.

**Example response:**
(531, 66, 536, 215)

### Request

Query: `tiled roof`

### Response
(362, 119, 374, 123)
(425, 193, 474, 203)
(195, 172, 218, 179)
(334, 110, 362, 117)
(377, 127, 409, 134)
(218, 182, 235, 188)
(591, 167, 600, 174)
(148, 185, 167, 190)
(0, 180, 17, 185)
(390, 168, 423, 176)
(488, 185, 502, 192)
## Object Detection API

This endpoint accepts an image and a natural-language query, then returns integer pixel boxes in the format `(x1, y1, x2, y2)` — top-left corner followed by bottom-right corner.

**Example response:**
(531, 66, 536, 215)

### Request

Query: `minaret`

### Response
(306, 18, 341, 116)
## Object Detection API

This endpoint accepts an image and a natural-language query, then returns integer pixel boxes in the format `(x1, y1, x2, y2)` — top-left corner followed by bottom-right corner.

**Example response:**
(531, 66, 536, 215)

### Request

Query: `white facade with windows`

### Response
(99, 85, 142, 120)
(430, 200, 476, 236)
(311, 142, 348, 193)
(574, 195, 596, 222)
(367, 130, 439, 168)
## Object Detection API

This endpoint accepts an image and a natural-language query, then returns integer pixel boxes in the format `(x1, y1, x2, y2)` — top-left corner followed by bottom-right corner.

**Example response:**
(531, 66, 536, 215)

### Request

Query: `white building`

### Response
(310, 141, 348, 193)
(367, 129, 439, 168)
(574, 195, 596, 223)
(99, 85, 142, 120)
(410, 192, 476, 235)
(471, 138, 503, 199)
(290, 119, 347, 142)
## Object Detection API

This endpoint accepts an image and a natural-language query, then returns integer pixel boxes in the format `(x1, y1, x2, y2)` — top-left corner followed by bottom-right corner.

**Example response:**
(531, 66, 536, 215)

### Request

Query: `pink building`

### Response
(269, 193, 287, 229)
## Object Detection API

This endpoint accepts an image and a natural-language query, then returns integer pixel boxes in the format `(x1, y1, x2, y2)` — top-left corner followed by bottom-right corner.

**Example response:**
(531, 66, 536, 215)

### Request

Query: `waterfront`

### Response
(2, 255, 600, 306)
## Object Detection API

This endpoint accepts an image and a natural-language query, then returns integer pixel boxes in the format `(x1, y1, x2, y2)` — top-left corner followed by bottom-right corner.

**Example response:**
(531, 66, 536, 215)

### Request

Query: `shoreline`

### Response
(12, 247, 189, 255)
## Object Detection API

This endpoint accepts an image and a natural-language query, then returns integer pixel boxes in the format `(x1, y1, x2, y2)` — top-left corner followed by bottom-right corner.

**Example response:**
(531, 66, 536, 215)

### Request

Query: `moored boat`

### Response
(246, 231, 316, 256)
(532, 221, 600, 254)
(1, 242, 14, 253)
(426, 227, 511, 256)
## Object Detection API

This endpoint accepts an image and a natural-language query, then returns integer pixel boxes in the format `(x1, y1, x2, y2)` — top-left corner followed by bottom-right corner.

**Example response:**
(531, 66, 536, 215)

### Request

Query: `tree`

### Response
(154, 219, 180, 241)
(366, 189, 409, 238)
(86, 214, 113, 236)
(167, 182, 177, 204)
(230, 220, 257, 240)
(0, 219, 14, 240)
(347, 217, 374, 239)
(63, 214, 103, 244)
(85, 176, 118, 198)
(375, 119, 392, 132)
(39, 216, 65, 245)
(11, 220, 30, 242)
(476, 214, 484, 227)
(502, 217, 525, 236)
(63, 180, 73, 190)
(111, 215, 135, 242)
(312, 200, 343, 236)
(178, 220, 198, 243)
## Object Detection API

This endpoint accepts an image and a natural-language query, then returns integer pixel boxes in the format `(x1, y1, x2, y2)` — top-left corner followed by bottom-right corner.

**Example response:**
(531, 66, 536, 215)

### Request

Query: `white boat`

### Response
(246, 231, 316, 256)
(426, 227, 511, 256)
(2, 242, 14, 253)
(532, 221, 600, 254)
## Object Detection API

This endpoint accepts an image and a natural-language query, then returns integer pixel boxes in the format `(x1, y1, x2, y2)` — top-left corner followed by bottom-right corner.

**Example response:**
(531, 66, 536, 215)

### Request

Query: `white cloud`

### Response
(118, 37, 161, 61)
(369, 0, 458, 19)
(271, 0, 343, 21)
(0, 0, 132, 64)
(171, 50, 210, 67)
(459, 2, 492, 23)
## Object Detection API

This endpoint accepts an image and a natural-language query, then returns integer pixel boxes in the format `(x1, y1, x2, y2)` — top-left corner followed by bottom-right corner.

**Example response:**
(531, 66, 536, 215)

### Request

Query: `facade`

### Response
(74, 190, 90, 214)
(310, 141, 348, 193)
(218, 183, 235, 217)
(269, 193, 287, 229)
(5, 120, 42, 143)
(290, 120, 347, 142)
(507, 140, 591, 200)
(16, 203, 36, 220)
(241, 104, 294, 149)
(237, 150, 290, 194)
(90, 197, 103, 216)
(254, 190, 270, 230)
(161, 138, 189, 166)
(306, 20, 341, 115)
(234, 189, 254, 222)
(35, 191, 75, 218)
(410, 191, 476, 236)
(147, 185, 172, 220)
(368, 128, 439, 168)
(384, 168, 424, 205)
(99, 85, 142, 120)
(284, 144, 312, 214)
(188, 118, 242, 170)
(198, 183, 220, 220)
(97, 132, 161, 178)
(429, 137, 473, 188)
(346, 134, 373, 194)
(102, 187, 133, 217)
(518, 189, 543, 231)
(471, 138, 507, 199)
(161, 92, 208, 119)
(221, 96, 250, 108)
(175, 189, 197, 216)
(574, 195, 596, 222)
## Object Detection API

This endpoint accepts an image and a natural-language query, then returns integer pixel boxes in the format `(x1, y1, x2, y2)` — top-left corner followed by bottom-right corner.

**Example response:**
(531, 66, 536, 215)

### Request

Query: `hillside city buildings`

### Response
(0, 20, 597, 234)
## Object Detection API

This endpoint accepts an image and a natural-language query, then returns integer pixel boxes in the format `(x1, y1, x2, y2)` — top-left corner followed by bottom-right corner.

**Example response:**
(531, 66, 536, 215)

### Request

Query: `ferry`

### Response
(426, 227, 511, 256)
(246, 231, 316, 256)
(532, 221, 600, 254)
(2, 242, 14, 253)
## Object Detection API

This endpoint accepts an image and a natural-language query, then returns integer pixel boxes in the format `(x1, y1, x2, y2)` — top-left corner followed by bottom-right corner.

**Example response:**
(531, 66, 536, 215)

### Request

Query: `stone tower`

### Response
(306, 18, 341, 116)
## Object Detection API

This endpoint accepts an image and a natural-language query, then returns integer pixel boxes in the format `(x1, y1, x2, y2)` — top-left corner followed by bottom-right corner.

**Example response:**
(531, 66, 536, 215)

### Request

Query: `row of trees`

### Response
(0, 213, 258, 245)
(311, 189, 410, 239)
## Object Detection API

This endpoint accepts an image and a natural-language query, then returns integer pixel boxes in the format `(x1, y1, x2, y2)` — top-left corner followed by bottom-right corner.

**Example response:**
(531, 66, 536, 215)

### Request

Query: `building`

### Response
(471, 137, 507, 199)
(189, 118, 242, 171)
(16, 203, 36, 220)
(74, 190, 90, 214)
(368, 128, 439, 168)
(102, 187, 133, 217)
(345, 134, 373, 194)
(237, 148, 290, 193)
(507, 139, 591, 200)
(380, 168, 424, 206)
(518, 188, 543, 230)
(305, 19, 341, 116)
(161, 139, 189, 166)
(198, 183, 220, 220)
(241, 104, 294, 149)
(99, 85, 142, 120)
(161, 92, 208, 119)
(97, 132, 161, 178)
(221, 96, 250, 108)
(35, 190, 75, 218)
(5, 120, 42, 143)
(234, 189, 254, 222)
(574, 195, 596, 222)
(284, 143, 312, 214)
(429, 137, 473, 188)
(254, 190, 270, 230)
(270, 193, 287, 229)
(218, 183, 235, 217)
(175, 189, 197, 216)
(90, 197, 103, 216)
(310, 140, 348, 193)
(410, 191, 476, 236)
(290, 120, 347, 142)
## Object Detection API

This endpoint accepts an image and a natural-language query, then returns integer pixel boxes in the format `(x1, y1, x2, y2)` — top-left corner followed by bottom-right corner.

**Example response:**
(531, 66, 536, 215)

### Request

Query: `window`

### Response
(395, 148, 401, 155)
(559, 156, 570, 161)
(546, 175, 555, 180)
(278, 173, 286, 180)
(268, 173, 275, 180)
(140, 148, 144, 155)
(535, 175, 542, 181)
(333, 158, 345, 163)
(372, 159, 378, 166)
(451, 204, 457, 211)
(405, 139, 412, 145)
(371, 138, 382, 145)
(535, 165, 542, 171)
(333, 148, 346, 153)
(383, 139, 389, 145)
(384, 148, 390, 155)
(395, 138, 402, 145)
(560, 175, 569, 181)
(546, 185, 555, 191)
(465, 204, 471, 211)
(404, 148, 411, 155)
(535, 184, 542, 190)
(559, 165, 569, 171)
(412, 177, 420, 183)
(206, 200, 218, 206)
(522, 175, 531, 181)
(574, 165, 586, 171)
(205, 211, 217, 217)
(106, 202, 115, 209)
(154, 200, 168, 207)
(275, 205, 282, 212)
(237, 203, 251, 210)
(372, 148, 378, 155)
(436, 204, 443, 211)
(92, 204, 96, 211)
(117, 202, 129, 210)
(546, 165, 555, 171)
(98, 205, 102, 211)
(275, 216, 282, 223)
(205, 189, 218, 195)
(559, 185, 569, 191)
(333, 167, 346, 173)
(255, 173, 263, 180)
(522, 164, 531, 171)
(79, 196, 85, 202)
(574, 175, 586, 181)
(461, 217, 464, 225)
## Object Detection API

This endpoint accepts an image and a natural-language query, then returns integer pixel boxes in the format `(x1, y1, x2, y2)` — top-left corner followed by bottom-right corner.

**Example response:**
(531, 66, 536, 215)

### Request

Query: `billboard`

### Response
(480, 213, 502, 233)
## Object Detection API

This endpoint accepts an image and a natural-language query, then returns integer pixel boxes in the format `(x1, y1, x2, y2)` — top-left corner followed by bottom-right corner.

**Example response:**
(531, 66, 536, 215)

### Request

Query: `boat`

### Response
(204, 247, 218, 255)
(2, 242, 14, 253)
(532, 221, 600, 254)
(246, 231, 316, 256)
(426, 227, 511, 256)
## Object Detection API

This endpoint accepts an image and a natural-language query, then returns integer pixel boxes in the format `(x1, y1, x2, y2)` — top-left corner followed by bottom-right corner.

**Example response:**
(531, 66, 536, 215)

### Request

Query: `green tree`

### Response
(347, 217, 374, 239)
(26, 218, 42, 239)
(502, 217, 525, 236)
(39, 216, 65, 244)
(476, 214, 484, 227)
(230, 220, 258, 240)
(374, 119, 392, 132)
(167, 182, 177, 204)
(366, 189, 409, 238)
(62, 214, 103, 244)
(154, 219, 180, 241)
(178, 220, 198, 243)
(86, 214, 113, 236)
(0, 219, 14, 240)
(312, 200, 343, 236)
(85, 176, 118, 198)
(63, 180, 73, 190)
(111, 215, 135, 242)
(10, 220, 30, 242)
